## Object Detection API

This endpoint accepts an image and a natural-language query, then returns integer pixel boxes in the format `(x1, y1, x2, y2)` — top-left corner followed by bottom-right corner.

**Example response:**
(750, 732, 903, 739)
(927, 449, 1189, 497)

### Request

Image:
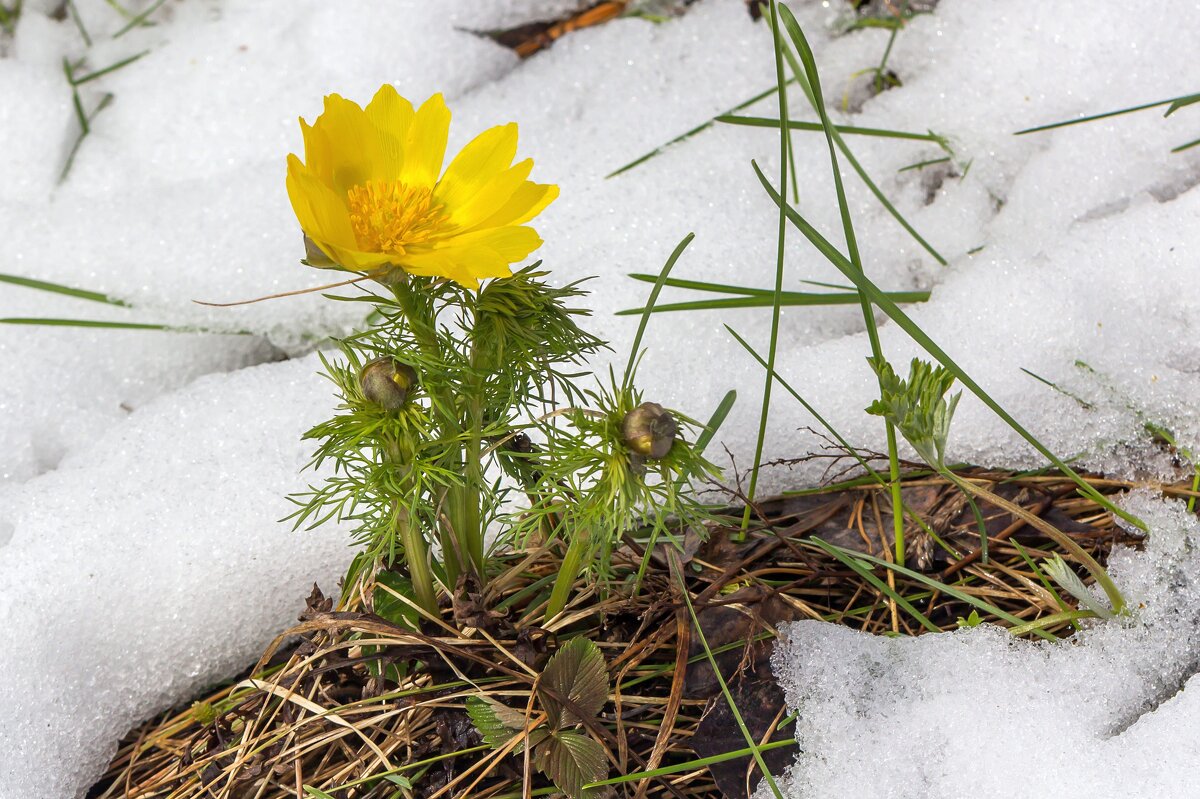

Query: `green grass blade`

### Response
(627, 273, 777, 296)
(776, 7, 946, 266)
(816, 539, 1059, 641)
(800, 278, 855, 290)
(1171, 135, 1200, 153)
(617, 289, 929, 315)
(1165, 92, 1200, 116)
(0, 317, 248, 335)
(606, 81, 793, 178)
(622, 233, 694, 390)
(65, 0, 91, 46)
(677, 562, 785, 799)
(113, 0, 167, 37)
(898, 156, 951, 173)
(695, 389, 737, 457)
(1015, 91, 1198, 135)
(70, 50, 149, 85)
(808, 537, 939, 632)
(585, 737, 797, 788)
(776, 3, 910, 566)
(750, 159, 1147, 532)
(0, 272, 132, 306)
(0, 317, 171, 330)
(741, 0, 796, 533)
(1007, 609, 1095, 637)
(718, 114, 942, 142)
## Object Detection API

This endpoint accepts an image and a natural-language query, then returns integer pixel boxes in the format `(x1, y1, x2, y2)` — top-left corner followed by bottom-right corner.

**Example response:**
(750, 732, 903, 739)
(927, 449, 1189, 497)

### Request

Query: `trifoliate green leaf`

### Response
(466, 695, 533, 749)
(539, 730, 608, 799)
(539, 637, 609, 730)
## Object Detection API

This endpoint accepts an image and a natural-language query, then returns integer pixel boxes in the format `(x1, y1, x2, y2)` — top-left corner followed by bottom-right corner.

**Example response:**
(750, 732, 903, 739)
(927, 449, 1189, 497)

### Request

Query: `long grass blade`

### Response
(675, 556, 785, 799)
(718, 114, 942, 142)
(750, 158, 1146, 532)
(0, 272, 132, 306)
(694, 389, 736, 457)
(1171, 135, 1200, 153)
(621, 233, 694, 390)
(627, 273, 777, 296)
(1015, 90, 1199, 135)
(618, 288, 929, 315)
(776, 3, 910, 567)
(70, 51, 149, 85)
(817, 539, 1059, 641)
(606, 81, 794, 178)
(808, 537, 939, 632)
(741, 0, 796, 532)
(112, 0, 167, 37)
(0, 317, 247, 335)
(585, 738, 796, 788)
(1165, 92, 1200, 116)
(776, 7, 946, 266)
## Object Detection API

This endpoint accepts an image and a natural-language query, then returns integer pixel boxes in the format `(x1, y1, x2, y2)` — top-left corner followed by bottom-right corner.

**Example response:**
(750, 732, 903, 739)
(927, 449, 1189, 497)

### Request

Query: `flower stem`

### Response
(383, 437, 438, 615)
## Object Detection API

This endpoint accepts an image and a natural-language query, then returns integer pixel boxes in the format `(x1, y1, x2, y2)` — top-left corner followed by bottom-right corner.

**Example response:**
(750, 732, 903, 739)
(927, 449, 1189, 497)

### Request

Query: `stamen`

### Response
(346, 180, 448, 255)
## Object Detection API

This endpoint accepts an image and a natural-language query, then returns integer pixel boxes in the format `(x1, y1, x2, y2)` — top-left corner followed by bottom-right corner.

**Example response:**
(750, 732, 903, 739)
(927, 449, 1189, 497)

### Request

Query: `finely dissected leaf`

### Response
(539, 637, 609, 730)
(539, 730, 608, 799)
(1042, 554, 1115, 619)
(466, 695, 534, 749)
(865, 357, 960, 468)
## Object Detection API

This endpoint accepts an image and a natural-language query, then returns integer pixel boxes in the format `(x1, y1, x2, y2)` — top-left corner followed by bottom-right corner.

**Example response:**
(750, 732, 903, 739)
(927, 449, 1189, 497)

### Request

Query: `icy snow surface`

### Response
(765, 493, 1200, 799)
(0, 0, 1198, 796)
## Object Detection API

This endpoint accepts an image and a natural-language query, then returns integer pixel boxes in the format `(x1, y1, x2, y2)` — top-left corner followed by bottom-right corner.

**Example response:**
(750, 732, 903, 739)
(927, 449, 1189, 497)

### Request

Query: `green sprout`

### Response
(866, 355, 1127, 615)
(866, 356, 960, 470)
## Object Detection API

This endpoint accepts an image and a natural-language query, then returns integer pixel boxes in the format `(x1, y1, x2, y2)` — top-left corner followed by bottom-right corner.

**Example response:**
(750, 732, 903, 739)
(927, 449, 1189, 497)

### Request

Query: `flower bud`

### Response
(359, 357, 417, 411)
(620, 402, 677, 460)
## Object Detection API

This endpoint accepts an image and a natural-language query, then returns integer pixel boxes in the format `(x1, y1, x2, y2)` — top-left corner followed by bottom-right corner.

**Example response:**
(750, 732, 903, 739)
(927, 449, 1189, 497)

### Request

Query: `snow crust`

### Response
(1, 0, 1199, 795)
(765, 493, 1200, 799)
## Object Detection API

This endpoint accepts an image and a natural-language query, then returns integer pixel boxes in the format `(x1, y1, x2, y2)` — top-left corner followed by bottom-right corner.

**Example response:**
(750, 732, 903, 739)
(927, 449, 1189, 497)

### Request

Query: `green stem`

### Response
(461, 389, 486, 576)
(544, 530, 590, 622)
(383, 437, 438, 615)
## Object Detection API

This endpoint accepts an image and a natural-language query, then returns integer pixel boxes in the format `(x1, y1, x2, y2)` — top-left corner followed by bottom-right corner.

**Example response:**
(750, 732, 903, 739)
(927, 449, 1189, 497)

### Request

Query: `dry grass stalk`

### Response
(93, 468, 1172, 799)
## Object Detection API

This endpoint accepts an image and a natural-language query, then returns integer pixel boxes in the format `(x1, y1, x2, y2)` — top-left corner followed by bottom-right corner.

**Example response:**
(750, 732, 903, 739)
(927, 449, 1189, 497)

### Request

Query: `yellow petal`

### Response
(401, 251, 486, 288)
(399, 93, 451, 190)
(434, 122, 518, 214)
(287, 155, 390, 271)
(399, 226, 540, 287)
(447, 159, 533, 230)
(299, 119, 333, 185)
(448, 225, 544, 262)
(365, 85, 414, 177)
(304, 94, 388, 193)
(473, 181, 559, 230)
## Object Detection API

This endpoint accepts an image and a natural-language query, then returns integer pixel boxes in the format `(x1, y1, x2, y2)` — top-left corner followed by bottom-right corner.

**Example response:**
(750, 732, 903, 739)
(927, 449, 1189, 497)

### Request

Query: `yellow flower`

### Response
(286, 86, 558, 289)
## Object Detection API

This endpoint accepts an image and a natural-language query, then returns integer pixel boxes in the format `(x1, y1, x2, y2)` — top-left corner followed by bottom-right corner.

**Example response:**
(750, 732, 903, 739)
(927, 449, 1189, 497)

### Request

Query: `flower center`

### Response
(346, 180, 447, 255)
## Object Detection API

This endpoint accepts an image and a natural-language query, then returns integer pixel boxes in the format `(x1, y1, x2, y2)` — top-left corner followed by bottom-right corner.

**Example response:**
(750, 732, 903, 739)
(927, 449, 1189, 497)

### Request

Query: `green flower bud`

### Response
(359, 357, 418, 411)
(621, 402, 677, 459)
